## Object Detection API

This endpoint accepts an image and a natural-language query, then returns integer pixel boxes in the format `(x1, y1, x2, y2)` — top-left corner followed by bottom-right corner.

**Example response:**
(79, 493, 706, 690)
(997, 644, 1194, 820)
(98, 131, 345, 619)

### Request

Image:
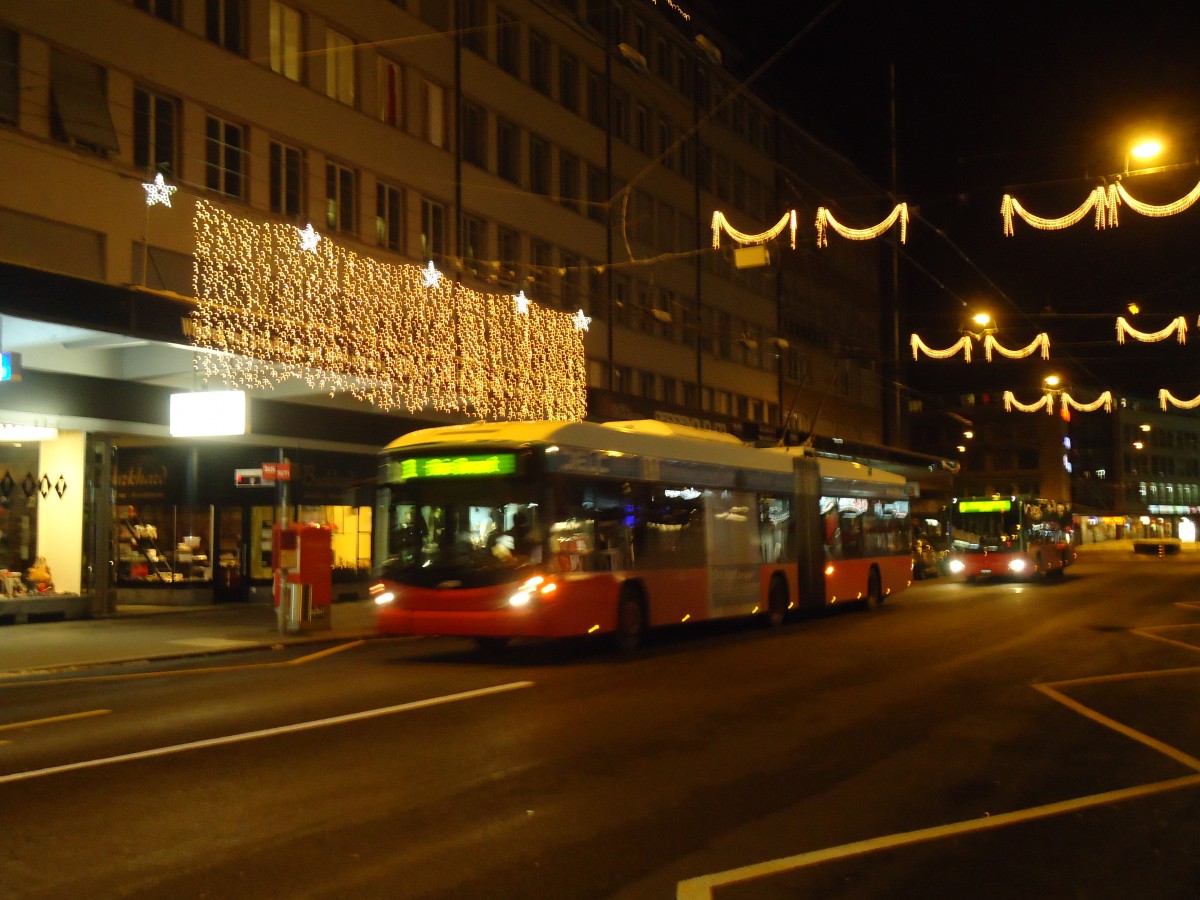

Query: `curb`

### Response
(0, 630, 381, 680)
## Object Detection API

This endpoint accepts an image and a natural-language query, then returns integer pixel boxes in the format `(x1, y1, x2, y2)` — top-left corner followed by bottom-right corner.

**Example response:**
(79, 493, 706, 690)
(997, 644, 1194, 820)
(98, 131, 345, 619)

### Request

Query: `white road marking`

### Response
(676, 774, 1200, 899)
(0, 681, 533, 785)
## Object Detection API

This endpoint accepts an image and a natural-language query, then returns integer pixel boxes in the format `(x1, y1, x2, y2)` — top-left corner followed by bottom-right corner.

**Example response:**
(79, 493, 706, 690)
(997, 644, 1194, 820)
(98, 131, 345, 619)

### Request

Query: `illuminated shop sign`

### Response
(399, 454, 518, 480)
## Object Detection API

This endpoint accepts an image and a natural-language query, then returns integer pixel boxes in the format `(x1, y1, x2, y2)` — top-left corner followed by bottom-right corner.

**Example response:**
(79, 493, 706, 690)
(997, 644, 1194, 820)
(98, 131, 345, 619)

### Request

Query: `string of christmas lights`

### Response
(1113, 177, 1200, 222)
(911, 334, 972, 362)
(1061, 391, 1113, 413)
(1003, 391, 1113, 413)
(1160, 389, 1200, 410)
(982, 333, 1051, 361)
(911, 333, 1050, 362)
(1003, 391, 1054, 414)
(189, 201, 588, 421)
(1115, 315, 1187, 344)
(711, 210, 797, 249)
(1001, 187, 1111, 236)
(1004, 177, 1200, 234)
(815, 203, 908, 248)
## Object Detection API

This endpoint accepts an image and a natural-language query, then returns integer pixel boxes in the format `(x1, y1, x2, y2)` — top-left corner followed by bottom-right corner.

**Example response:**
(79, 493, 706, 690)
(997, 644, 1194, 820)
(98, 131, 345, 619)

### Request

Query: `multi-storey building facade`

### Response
(0, 0, 893, 616)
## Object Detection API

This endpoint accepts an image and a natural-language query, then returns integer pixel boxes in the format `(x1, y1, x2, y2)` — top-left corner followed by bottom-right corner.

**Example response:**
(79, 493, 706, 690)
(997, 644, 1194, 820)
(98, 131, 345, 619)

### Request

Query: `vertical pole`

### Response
(887, 61, 904, 448)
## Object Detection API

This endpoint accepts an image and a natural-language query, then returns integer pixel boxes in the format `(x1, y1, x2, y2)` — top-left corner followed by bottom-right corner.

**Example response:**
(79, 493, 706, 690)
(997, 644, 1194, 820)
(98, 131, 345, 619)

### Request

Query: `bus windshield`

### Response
(376, 478, 544, 588)
(950, 506, 1020, 551)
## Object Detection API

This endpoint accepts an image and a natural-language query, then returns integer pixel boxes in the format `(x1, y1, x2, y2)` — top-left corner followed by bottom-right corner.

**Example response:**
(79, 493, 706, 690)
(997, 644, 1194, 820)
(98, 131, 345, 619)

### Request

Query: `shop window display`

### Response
(0, 446, 43, 599)
(297, 504, 371, 581)
(116, 504, 213, 584)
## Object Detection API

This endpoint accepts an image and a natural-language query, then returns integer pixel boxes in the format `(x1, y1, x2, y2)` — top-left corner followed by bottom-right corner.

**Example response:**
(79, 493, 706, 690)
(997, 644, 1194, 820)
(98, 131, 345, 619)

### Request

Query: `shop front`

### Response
(113, 444, 375, 606)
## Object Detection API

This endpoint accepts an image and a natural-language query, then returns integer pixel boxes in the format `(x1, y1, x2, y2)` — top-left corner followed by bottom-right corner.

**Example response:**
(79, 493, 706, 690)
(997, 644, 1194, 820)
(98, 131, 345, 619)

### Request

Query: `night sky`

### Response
(708, 0, 1200, 400)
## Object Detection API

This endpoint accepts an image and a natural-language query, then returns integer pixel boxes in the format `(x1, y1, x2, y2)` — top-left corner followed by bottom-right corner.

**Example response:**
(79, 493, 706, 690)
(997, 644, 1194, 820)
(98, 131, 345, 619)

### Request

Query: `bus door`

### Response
(705, 490, 760, 614)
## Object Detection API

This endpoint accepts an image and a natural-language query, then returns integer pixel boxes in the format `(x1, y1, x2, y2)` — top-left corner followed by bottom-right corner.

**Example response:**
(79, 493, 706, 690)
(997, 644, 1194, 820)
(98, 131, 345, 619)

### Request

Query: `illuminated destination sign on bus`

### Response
(398, 453, 517, 480)
(957, 499, 1012, 513)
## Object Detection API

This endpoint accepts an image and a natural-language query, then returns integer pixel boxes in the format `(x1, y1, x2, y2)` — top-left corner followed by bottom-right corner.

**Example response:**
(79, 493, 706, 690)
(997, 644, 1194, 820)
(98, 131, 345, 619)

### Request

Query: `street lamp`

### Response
(1125, 138, 1163, 175)
(963, 311, 996, 340)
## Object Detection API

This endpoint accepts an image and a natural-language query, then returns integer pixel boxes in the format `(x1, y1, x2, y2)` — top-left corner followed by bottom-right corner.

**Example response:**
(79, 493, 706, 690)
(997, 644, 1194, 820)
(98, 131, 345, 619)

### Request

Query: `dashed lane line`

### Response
(0, 680, 533, 785)
(0, 709, 111, 734)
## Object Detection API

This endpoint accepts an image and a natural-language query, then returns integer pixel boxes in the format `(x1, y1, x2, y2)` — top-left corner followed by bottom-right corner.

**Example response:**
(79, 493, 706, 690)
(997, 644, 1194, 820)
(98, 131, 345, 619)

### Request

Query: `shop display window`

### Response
(116, 503, 213, 584)
(297, 504, 372, 580)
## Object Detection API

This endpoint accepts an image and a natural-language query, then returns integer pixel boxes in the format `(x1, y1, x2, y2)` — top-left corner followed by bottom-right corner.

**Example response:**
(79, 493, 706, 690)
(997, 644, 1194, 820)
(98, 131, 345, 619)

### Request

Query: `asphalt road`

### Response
(1, 553, 1198, 899)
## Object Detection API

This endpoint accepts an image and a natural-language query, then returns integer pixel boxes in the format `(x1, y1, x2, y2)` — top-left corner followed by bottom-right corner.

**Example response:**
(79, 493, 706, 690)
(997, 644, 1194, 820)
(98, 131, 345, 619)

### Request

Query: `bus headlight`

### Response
(370, 583, 396, 606)
(1009, 558, 1027, 573)
(508, 574, 554, 608)
(948, 559, 966, 574)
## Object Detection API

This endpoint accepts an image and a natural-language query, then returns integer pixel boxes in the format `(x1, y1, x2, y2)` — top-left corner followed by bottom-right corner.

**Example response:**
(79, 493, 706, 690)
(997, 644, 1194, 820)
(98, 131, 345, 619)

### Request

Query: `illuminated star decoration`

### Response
(142, 173, 177, 208)
(514, 290, 530, 314)
(298, 223, 320, 253)
(572, 309, 591, 332)
(422, 261, 441, 288)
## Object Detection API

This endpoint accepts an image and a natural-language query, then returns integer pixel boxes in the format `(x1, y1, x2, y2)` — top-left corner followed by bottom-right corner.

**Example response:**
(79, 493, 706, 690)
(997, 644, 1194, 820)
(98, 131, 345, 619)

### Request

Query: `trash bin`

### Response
(285, 582, 312, 634)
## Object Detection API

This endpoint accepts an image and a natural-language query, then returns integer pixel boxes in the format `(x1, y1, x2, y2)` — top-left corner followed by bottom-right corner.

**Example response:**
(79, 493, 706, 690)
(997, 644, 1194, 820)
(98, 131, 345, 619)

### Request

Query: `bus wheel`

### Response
(474, 636, 510, 656)
(767, 575, 789, 627)
(614, 585, 646, 653)
(865, 567, 883, 609)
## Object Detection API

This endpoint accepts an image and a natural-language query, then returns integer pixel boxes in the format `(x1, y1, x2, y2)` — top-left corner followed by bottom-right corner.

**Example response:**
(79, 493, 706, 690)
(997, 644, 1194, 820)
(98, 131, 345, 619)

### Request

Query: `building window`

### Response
(497, 226, 521, 286)
(205, 0, 245, 54)
(136, 0, 179, 23)
(587, 164, 607, 224)
(204, 115, 246, 199)
(657, 116, 674, 170)
(638, 370, 658, 400)
(378, 58, 402, 126)
(558, 50, 578, 112)
(635, 103, 651, 155)
(497, 9, 520, 76)
(529, 136, 551, 196)
(133, 87, 178, 176)
(269, 140, 304, 219)
(326, 29, 355, 107)
(375, 181, 402, 251)
(561, 251, 580, 308)
(421, 78, 446, 148)
(586, 70, 605, 128)
(417, 0, 449, 30)
(558, 150, 579, 213)
(529, 31, 551, 94)
(462, 213, 488, 269)
(0, 28, 16, 126)
(49, 50, 119, 156)
(611, 88, 629, 141)
(461, 100, 488, 168)
(661, 376, 677, 405)
(531, 239, 554, 300)
(497, 118, 521, 183)
(325, 162, 356, 233)
(461, 0, 487, 56)
(421, 196, 446, 265)
(269, 1, 302, 82)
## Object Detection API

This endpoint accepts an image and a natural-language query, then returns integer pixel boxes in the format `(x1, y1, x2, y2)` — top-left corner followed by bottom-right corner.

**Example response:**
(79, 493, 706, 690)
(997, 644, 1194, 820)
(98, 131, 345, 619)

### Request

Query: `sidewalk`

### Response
(0, 599, 380, 677)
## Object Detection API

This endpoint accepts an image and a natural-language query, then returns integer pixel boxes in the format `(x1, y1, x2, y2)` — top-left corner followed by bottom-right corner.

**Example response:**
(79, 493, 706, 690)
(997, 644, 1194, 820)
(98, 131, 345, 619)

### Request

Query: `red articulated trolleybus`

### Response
(945, 495, 1075, 582)
(371, 420, 913, 651)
